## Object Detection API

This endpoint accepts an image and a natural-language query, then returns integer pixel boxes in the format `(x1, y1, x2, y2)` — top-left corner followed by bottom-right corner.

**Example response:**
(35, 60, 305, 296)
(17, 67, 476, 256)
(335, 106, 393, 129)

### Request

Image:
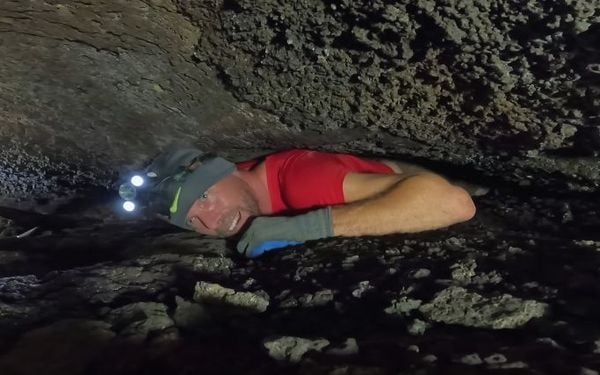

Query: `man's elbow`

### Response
(403, 173, 477, 227)
(418, 174, 477, 222)
(450, 186, 477, 222)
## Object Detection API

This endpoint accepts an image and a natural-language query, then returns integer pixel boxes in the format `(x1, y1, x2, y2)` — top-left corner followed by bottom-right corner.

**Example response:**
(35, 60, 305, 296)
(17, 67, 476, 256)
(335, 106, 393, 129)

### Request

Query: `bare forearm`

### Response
(332, 174, 476, 237)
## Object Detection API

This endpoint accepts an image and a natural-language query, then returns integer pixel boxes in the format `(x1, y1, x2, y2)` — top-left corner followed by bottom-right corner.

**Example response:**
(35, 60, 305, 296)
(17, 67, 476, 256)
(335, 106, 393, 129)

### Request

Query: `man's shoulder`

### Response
(265, 149, 320, 168)
(269, 148, 312, 159)
(266, 149, 394, 174)
(263, 149, 396, 212)
(270, 150, 347, 211)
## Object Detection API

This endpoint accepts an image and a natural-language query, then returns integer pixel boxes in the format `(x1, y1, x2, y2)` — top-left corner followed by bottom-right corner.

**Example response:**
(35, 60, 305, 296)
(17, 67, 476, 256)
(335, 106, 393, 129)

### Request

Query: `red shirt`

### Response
(237, 150, 393, 214)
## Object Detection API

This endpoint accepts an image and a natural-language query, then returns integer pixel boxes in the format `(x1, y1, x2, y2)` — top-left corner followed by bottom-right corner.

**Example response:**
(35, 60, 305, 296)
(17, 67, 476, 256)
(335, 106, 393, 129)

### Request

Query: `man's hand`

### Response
(236, 208, 333, 258)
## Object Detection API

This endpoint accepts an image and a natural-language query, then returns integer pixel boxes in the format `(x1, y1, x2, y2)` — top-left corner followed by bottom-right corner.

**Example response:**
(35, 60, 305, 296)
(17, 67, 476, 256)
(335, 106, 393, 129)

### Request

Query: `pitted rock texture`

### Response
(193, 281, 270, 313)
(0, 0, 599, 208)
(419, 286, 548, 329)
(189, 0, 600, 190)
(0, 189, 599, 374)
(263, 336, 330, 363)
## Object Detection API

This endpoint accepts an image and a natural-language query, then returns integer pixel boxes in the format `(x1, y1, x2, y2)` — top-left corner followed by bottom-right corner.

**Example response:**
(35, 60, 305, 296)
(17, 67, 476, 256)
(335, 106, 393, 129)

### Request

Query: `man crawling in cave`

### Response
(128, 147, 478, 258)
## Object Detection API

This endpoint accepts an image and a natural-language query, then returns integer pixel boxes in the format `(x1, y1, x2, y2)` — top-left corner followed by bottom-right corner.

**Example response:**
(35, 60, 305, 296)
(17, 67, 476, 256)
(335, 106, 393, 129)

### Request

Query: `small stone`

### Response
(194, 281, 269, 313)
(352, 281, 374, 298)
(445, 237, 463, 247)
(484, 353, 507, 364)
(407, 319, 429, 335)
(407, 345, 420, 353)
(275, 290, 291, 300)
(536, 337, 562, 348)
(412, 268, 431, 279)
(385, 248, 401, 256)
(460, 353, 483, 365)
(243, 278, 256, 288)
(384, 297, 422, 316)
(472, 271, 503, 285)
(450, 260, 476, 284)
(299, 289, 334, 307)
(427, 247, 442, 255)
(263, 336, 330, 363)
(152, 83, 164, 93)
(342, 255, 360, 270)
(326, 338, 359, 356)
(422, 354, 437, 363)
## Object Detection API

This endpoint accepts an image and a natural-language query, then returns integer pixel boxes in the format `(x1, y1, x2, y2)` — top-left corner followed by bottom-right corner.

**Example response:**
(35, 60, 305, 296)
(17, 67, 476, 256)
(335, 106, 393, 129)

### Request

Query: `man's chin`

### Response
(211, 211, 253, 238)
(216, 229, 241, 238)
(217, 222, 245, 238)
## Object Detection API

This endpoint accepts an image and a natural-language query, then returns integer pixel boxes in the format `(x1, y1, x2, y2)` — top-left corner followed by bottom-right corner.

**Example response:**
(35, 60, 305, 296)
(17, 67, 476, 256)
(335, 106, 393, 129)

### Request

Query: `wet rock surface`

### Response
(1, 189, 600, 374)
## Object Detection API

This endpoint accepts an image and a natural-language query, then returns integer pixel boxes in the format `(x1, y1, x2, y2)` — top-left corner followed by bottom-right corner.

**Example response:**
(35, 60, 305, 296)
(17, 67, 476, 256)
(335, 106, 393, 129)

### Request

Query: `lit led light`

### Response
(130, 175, 144, 187)
(123, 201, 136, 212)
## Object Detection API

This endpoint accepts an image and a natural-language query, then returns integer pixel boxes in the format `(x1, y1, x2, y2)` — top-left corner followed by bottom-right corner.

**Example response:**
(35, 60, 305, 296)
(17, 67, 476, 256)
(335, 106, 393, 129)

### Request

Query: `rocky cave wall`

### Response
(1, 1, 600, 374)
(0, 0, 313, 210)
(187, 0, 600, 189)
(0, 0, 599, 209)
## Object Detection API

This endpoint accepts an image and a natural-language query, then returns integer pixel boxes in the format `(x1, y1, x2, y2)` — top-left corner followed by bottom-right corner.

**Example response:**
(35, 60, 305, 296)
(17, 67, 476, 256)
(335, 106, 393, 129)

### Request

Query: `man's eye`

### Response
(200, 192, 208, 201)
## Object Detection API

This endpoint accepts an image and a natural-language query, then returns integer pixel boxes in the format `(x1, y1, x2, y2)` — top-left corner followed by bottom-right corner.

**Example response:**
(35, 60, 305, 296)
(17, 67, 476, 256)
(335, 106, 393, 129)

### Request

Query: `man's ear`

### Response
(187, 161, 201, 171)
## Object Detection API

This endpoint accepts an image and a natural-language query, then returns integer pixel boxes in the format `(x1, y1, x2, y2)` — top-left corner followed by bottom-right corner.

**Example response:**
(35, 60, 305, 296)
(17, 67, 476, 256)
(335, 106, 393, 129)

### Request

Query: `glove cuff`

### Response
(299, 207, 334, 240)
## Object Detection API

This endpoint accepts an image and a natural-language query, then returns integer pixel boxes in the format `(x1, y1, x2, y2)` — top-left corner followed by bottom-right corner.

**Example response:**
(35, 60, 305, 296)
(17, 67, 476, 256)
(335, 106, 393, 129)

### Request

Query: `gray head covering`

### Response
(145, 147, 235, 229)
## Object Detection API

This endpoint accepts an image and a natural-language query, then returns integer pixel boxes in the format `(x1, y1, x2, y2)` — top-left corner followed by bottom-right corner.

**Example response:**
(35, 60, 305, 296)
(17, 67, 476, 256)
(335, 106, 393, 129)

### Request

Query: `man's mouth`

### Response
(227, 210, 241, 232)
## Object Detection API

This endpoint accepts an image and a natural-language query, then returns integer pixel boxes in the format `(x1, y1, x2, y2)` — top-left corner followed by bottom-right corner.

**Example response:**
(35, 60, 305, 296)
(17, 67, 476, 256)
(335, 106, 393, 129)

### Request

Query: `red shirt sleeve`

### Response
(275, 150, 393, 213)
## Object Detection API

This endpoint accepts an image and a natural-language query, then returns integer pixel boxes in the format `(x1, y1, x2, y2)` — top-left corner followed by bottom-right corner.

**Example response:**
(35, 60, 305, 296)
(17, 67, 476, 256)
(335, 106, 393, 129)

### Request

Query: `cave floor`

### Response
(0, 188, 599, 375)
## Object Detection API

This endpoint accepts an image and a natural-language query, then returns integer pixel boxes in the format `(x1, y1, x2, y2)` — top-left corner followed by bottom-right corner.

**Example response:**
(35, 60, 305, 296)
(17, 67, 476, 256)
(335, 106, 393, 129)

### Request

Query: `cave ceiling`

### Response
(0, 0, 598, 208)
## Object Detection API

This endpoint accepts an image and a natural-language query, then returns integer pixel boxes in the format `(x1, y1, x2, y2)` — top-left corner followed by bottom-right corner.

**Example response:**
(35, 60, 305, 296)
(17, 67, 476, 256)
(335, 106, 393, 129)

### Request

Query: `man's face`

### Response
(185, 174, 259, 237)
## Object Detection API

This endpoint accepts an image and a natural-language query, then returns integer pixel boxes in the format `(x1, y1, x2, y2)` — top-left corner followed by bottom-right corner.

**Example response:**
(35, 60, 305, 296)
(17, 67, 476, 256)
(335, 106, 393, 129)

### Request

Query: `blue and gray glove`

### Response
(236, 208, 333, 258)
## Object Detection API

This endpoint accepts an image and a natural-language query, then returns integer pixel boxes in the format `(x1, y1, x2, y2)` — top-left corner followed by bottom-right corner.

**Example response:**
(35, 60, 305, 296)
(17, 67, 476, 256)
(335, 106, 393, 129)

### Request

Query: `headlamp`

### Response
(118, 172, 158, 214)
(115, 147, 235, 223)
(123, 201, 136, 212)
(130, 175, 145, 187)
(118, 182, 137, 201)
